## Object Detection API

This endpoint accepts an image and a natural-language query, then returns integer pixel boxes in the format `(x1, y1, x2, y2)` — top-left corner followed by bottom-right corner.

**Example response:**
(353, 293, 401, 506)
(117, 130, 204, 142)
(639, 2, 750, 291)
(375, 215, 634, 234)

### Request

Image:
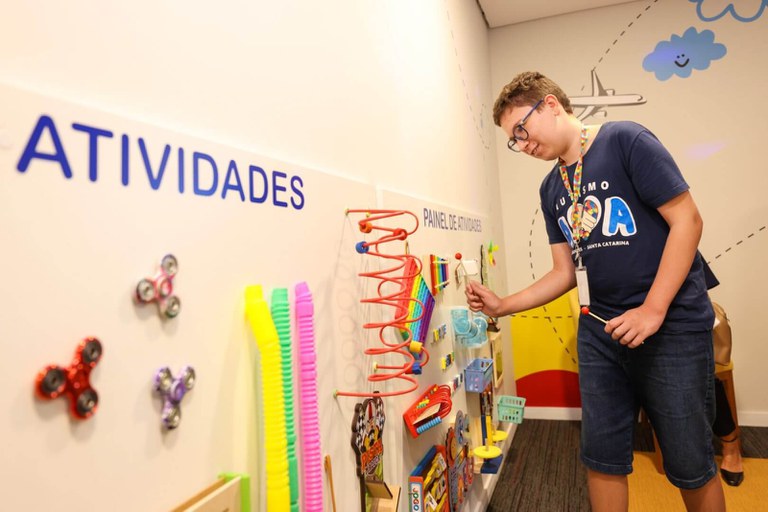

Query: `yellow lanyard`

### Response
(558, 126, 588, 244)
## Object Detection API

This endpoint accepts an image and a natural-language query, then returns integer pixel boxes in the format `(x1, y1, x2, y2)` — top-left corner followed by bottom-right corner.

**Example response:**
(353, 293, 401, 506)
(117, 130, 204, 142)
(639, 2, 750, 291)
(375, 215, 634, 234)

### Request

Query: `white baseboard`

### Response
(523, 407, 582, 421)
(521, 407, 767, 427)
(737, 410, 768, 427)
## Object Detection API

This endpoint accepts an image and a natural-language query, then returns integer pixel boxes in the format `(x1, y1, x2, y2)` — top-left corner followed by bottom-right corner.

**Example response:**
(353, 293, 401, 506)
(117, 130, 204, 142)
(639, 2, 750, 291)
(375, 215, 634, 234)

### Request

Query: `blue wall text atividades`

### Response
(16, 115, 305, 210)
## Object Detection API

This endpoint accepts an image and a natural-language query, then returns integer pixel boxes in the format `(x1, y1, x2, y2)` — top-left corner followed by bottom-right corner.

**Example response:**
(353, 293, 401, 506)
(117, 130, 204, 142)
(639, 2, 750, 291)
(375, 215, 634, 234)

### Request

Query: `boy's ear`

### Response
(543, 94, 559, 109)
(543, 94, 564, 116)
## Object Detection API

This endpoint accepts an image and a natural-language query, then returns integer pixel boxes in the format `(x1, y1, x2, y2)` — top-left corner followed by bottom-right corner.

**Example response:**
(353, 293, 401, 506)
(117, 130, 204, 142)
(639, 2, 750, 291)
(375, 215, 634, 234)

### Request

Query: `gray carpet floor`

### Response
(487, 419, 768, 511)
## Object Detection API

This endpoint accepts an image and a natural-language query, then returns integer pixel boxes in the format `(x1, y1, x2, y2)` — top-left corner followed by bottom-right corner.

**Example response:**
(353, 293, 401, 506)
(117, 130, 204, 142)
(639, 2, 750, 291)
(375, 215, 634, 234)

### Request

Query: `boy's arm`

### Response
(606, 190, 703, 346)
(466, 242, 576, 317)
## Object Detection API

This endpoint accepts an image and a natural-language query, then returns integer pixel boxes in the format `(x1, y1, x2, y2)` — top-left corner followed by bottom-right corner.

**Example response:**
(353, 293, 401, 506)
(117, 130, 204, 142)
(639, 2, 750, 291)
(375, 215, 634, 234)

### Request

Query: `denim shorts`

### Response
(577, 316, 717, 489)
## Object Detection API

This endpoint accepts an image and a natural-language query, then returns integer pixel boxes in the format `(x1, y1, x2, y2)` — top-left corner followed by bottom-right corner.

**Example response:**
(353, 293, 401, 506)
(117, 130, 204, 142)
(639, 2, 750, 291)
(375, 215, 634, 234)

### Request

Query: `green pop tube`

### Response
(270, 288, 300, 512)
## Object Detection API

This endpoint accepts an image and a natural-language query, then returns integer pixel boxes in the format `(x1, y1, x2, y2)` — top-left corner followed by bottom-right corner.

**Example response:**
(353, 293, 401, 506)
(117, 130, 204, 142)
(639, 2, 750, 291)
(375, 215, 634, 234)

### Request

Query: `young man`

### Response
(466, 71, 725, 511)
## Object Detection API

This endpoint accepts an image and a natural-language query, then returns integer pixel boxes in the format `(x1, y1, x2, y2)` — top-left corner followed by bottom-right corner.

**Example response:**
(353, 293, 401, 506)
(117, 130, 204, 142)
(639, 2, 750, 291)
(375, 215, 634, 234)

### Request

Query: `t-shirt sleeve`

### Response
(540, 176, 569, 245)
(623, 126, 689, 208)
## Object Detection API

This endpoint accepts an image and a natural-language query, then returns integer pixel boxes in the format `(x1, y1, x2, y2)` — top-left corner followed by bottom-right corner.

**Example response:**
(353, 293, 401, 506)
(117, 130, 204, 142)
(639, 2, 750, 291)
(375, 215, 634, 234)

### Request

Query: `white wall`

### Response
(0, 0, 499, 213)
(490, 0, 768, 425)
(0, 1, 515, 511)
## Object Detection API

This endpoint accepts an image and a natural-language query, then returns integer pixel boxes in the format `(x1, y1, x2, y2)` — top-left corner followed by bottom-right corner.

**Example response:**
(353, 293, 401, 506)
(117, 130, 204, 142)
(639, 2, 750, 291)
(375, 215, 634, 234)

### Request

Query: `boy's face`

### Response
(499, 100, 558, 161)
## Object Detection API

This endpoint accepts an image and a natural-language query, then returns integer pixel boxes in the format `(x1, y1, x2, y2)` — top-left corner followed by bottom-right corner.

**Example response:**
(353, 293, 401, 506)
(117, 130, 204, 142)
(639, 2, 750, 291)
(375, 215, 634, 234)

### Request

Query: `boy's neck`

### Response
(560, 120, 593, 165)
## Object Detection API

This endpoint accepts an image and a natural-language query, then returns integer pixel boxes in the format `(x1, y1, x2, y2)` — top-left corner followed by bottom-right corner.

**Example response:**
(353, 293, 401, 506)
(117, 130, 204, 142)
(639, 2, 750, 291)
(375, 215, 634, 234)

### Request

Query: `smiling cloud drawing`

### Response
(643, 26, 727, 80)
(689, 0, 768, 22)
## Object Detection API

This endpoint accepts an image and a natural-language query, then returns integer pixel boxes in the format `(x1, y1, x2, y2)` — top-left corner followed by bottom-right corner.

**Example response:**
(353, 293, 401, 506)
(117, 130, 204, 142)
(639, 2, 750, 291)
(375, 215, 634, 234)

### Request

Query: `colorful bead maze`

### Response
(336, 209, 428, 398)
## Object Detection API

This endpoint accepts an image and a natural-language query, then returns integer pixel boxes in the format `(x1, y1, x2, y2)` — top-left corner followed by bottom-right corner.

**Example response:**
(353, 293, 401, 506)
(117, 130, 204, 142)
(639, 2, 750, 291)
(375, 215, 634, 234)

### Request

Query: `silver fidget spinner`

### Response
(135, 254, 180, 318)
(153, 366, 195, 429)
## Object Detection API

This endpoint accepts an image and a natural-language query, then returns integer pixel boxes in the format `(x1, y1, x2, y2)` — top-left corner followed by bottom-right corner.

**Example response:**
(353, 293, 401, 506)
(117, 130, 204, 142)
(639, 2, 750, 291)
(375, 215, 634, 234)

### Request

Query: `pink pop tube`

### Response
(295, 282, 323, 511)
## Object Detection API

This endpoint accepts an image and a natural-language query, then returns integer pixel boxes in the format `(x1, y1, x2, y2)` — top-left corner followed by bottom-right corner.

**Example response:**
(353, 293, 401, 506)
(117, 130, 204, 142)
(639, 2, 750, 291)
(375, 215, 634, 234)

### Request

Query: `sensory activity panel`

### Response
(3, 82, 519, 512)
(333, 192, 521, 511)
(1, 82, 386, 512)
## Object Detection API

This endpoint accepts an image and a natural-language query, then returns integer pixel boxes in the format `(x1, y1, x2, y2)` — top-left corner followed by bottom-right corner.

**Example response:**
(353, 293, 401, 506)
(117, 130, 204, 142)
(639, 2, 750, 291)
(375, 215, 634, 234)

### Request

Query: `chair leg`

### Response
(717, 369, 739, 430)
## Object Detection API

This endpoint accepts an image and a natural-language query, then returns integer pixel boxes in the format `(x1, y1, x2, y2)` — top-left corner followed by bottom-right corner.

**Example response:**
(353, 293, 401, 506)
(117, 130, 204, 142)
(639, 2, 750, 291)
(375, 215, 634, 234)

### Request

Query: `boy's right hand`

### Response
(465, 281, 502, 317)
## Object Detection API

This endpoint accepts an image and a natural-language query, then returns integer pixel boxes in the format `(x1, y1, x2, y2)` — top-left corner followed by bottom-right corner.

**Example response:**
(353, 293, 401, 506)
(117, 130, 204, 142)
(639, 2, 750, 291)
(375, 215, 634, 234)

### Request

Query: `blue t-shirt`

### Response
(540, 121, 713, 331)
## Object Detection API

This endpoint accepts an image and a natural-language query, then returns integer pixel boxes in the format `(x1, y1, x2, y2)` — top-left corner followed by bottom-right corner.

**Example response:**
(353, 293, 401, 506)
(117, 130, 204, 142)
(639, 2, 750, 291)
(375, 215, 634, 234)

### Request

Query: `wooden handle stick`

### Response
(324, 455, 337, 512)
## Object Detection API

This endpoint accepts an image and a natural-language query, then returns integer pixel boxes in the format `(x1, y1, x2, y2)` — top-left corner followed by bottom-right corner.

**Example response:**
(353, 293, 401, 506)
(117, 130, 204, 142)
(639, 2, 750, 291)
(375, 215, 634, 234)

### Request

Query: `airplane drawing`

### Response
(569, 69, 646, 120)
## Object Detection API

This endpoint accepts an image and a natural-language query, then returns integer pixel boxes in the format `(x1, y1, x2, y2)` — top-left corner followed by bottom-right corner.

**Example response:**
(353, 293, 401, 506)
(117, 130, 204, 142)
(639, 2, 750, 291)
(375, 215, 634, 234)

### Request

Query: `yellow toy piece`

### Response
(473, 415, 503, 460)
(244, 285, 290, 512)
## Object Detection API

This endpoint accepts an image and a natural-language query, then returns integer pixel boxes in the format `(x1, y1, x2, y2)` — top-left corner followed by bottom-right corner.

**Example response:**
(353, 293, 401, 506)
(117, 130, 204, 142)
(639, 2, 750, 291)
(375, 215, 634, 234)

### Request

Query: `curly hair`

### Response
(492, 71, 573, 126)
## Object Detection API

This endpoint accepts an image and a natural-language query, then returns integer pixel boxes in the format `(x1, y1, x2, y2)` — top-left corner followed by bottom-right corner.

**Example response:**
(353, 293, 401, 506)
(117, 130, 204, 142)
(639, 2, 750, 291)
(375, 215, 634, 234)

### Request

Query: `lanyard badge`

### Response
(560, 126, 591, 305)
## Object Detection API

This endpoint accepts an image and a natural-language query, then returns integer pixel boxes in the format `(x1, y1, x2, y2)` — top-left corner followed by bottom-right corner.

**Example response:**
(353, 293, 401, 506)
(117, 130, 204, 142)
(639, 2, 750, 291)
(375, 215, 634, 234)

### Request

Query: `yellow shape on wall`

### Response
(511, 290, 579, 378)
(510, 289, 582, 408)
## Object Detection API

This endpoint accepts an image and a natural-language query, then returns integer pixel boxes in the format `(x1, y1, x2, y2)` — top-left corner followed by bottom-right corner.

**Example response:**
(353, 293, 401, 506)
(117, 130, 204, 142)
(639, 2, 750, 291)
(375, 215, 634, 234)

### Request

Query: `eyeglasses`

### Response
(507, 99, 543, 152)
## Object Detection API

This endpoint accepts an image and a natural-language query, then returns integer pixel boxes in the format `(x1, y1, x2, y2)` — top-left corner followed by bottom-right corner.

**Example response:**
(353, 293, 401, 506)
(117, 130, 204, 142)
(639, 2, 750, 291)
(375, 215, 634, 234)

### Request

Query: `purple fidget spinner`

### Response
(135, 254, 180, 318)
(153, 366, 195, 429)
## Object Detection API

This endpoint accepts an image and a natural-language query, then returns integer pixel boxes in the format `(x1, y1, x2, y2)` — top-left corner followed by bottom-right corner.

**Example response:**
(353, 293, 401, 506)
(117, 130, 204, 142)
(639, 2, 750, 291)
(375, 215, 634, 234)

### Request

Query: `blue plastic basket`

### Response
(463, 358, 493, 393)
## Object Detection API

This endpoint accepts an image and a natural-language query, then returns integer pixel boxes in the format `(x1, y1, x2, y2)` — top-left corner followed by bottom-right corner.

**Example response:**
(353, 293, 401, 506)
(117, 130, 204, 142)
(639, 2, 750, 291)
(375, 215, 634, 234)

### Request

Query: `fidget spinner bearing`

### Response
(154, 366, 195, 429)
(35, 337, 103, 420)
(136, 254, 180, 318)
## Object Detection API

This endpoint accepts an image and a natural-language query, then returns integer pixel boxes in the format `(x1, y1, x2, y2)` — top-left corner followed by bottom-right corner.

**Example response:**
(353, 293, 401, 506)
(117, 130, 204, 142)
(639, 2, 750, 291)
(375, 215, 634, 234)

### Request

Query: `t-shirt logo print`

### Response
(579, 197, 602, 239)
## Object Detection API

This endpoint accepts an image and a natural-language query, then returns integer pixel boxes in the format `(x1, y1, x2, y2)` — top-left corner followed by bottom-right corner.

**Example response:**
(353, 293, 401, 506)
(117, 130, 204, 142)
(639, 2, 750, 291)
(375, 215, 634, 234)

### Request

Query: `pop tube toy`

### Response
(244, 285, 290, 512)
(295, 282, 323, 512)
(337, 209, 429, 398)
(270, 288, 299, 512)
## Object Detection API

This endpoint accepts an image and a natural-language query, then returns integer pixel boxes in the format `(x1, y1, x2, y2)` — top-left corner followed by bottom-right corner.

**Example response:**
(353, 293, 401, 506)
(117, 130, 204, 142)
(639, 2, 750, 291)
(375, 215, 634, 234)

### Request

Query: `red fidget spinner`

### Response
(135, 254, 180, 318)
(35, 337, 103, 420)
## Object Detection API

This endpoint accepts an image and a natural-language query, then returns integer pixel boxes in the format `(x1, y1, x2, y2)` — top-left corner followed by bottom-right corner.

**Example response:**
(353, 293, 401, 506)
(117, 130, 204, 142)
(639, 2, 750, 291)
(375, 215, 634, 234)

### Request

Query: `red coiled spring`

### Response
(336, 209, 430, 398)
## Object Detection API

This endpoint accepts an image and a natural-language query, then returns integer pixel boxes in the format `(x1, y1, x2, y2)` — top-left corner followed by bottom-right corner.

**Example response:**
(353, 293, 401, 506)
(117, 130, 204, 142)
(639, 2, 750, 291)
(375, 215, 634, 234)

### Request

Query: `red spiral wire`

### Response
(336, 209, 430, 398)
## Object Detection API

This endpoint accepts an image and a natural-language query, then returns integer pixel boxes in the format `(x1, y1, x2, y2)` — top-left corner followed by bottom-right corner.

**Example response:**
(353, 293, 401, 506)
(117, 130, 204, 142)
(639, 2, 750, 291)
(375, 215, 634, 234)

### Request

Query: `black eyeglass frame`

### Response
(507, 98, 544, 152)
